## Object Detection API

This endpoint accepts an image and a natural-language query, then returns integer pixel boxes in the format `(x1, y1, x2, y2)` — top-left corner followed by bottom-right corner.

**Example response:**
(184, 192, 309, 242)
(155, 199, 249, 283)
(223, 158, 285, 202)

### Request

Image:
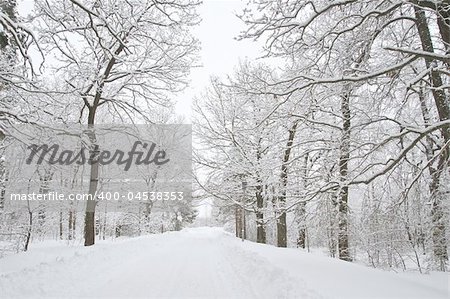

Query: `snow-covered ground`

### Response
(0, 227, 448, 298)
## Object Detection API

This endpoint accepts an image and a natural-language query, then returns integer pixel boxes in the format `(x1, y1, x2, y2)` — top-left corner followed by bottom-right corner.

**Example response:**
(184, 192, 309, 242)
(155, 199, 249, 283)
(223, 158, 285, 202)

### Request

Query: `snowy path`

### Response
(92, 228, 315, 298)
(0, 227, 448, 298)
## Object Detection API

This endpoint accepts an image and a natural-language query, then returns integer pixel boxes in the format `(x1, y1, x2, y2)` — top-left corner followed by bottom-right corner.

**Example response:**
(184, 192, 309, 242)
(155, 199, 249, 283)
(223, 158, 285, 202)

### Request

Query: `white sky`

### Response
(177, 0, 264, 217)
(174, 0, 263, 122)
(181, 0, 265, 216)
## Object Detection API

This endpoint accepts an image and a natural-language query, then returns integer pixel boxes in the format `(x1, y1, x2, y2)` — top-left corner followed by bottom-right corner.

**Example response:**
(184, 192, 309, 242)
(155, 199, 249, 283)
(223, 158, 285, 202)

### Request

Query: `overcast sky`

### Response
(174, 0, 263, 122)
(179, 0, 263, 216)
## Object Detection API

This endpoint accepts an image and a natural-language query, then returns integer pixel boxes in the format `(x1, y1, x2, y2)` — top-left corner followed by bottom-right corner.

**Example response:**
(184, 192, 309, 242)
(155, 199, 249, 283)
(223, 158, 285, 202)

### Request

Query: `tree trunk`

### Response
(0, 151, 7, 211)
(142, 201, 153, 234)
(82, 42, 122, 246)
(276, 213, 287, 247)
(0, 182, 5, 211)
(242, 206, 246, 240)
(436, 4, 450, 56)
(338, 92, 352, 262)
(84, 111, 99, 246)
(68, 209, 73, 240)
(84, 210, 95, 246)
(72, 210, 76, 240)
(115, 224, 122, 237)
(296, 154, 308, 249)
(59, 211, 63, 240)
(277, 120, 299, 247)
(235, 204, 241, 238)
(329, 193, 338, 258)
(418, 87, 448, 268)
(414, 4, 449, 268)
(296, 202, 306, 249)
(255, 185, 266, 243)
(255, 139, 266, 244)
(414, 5, 450, 142)
(102, 203, 107, 240)
(429, 166, 448, 270)
(24, 199, 32, 251)
(414, 1, 450, 56)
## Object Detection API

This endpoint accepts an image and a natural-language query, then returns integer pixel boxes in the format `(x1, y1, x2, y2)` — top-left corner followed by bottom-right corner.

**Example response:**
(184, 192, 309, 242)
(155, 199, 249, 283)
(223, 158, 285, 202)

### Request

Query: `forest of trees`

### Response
(0, 0, 448, 275)
(194, 0, 449, 272)
(0, 0, 198, 254)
